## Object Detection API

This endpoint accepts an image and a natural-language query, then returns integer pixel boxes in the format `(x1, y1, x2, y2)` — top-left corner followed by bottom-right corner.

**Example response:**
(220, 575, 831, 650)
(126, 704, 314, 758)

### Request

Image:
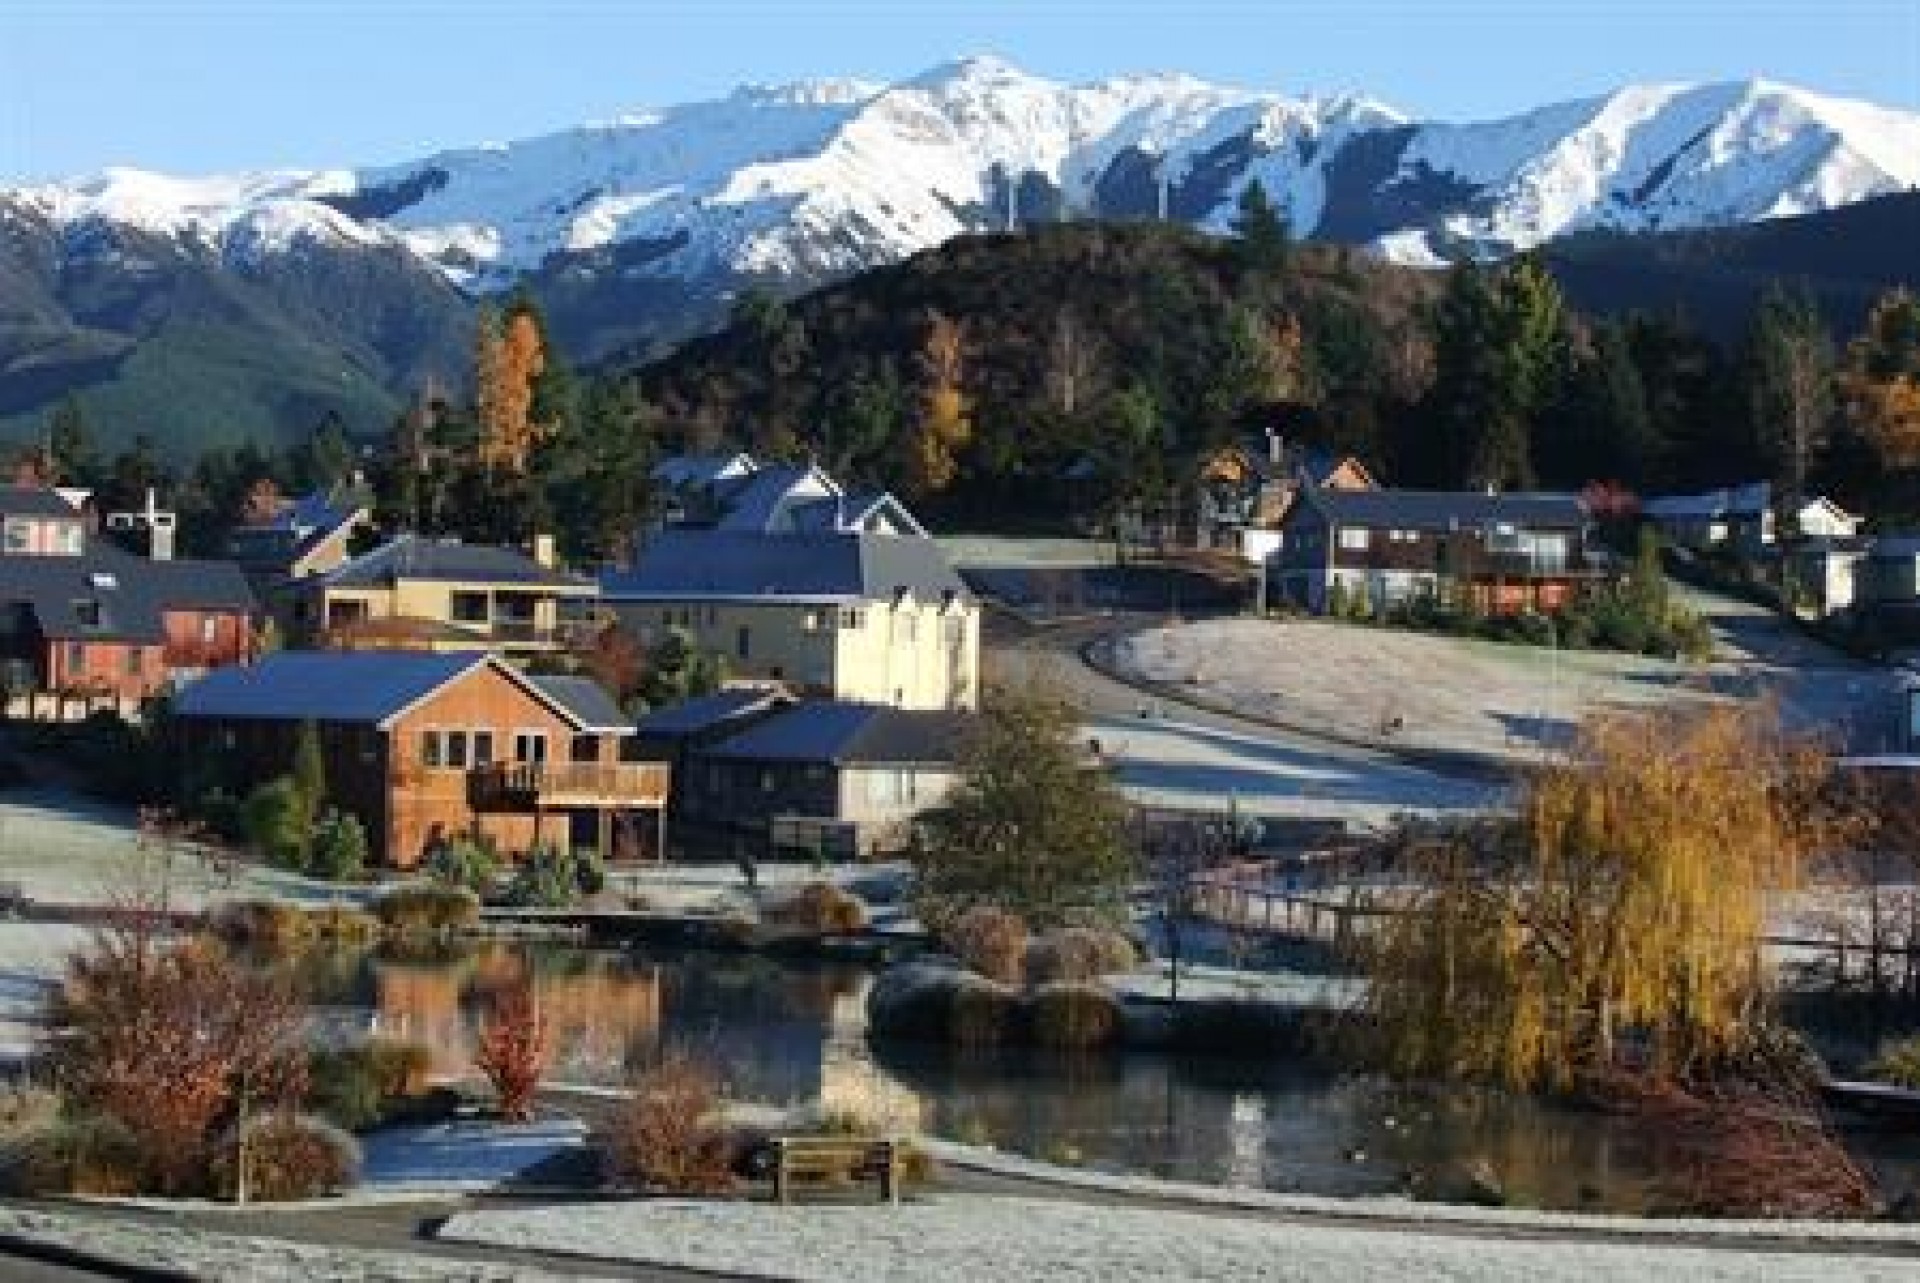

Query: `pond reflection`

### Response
(300, 941, 1919, 1212)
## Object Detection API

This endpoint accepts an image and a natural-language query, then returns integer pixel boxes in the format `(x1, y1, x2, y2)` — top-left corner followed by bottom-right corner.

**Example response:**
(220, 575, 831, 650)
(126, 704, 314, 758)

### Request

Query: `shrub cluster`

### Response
(605, 1051, 735, 1194)
(372, 884, 480, 934)
(763, 882, 869, 934)
(207, 1113, 361, 1201)
(307, 1038, 434, 1131)
(944, 906, 1029, 985)
(503, 843, 607, 908)
(424, 836, 501, 894)
(1025, 927, 1138, 986)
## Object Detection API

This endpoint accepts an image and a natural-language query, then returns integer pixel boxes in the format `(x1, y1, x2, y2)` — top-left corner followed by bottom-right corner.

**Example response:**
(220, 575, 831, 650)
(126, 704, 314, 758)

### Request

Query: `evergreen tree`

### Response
(1422, 258, 1567, 489)
(46, 395, 99, 487)
(294, 411, 356, 493)
(912, 681, 1135, 929)
(291, 719, 328, 831)
(1229, 179, 1291, 271)
(1543, 320, 1657, 488)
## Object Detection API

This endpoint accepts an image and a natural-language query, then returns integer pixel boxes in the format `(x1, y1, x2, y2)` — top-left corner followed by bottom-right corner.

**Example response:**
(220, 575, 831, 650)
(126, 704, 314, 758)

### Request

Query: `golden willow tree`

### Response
(1365, 706, 1833, 1092)
(906, 311, 973, 495)
(474, 305, 551, 475)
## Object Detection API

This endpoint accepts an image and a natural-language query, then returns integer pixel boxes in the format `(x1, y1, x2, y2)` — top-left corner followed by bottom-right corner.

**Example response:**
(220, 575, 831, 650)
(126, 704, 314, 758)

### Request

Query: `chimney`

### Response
(144, 489, 175, 562)
(532, 533, 556, 569)
(1266, 427, 1284, 467)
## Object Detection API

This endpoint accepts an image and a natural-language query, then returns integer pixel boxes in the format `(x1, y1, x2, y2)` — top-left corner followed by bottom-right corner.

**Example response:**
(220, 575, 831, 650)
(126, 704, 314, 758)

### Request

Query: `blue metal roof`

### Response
(633, 687, 789, 737)
(174, 650, 488, 725)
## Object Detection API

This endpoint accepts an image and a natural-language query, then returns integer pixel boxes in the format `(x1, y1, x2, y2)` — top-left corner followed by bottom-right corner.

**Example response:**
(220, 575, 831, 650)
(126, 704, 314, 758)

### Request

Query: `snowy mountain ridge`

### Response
(9, 55, 1918, 294)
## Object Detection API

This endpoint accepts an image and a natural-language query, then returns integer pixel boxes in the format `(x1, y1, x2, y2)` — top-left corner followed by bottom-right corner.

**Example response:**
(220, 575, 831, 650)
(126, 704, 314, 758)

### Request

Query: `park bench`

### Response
(771, 1136, 903, 1205)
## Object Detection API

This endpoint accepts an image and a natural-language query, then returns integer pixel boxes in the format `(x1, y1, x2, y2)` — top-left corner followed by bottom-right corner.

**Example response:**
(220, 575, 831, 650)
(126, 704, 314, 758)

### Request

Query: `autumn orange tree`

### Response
(1839, 288, 1920, 473)
(905, 310, 972, 495)
(473, 979, 551, 1123)
(1365, 706, 1831, 1093)
(51, 925, 308, 1194)
(475, 304, 552, 476)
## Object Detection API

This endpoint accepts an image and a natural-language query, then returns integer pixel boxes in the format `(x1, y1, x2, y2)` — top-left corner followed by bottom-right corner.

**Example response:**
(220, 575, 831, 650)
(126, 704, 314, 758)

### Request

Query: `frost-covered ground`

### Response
(439, 1194, 1920, 1282)
(1110, 612, 1897, 764)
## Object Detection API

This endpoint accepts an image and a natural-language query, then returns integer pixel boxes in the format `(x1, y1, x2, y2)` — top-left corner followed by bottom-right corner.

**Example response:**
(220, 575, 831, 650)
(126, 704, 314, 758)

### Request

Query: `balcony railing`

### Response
(469, 761, 670, 810)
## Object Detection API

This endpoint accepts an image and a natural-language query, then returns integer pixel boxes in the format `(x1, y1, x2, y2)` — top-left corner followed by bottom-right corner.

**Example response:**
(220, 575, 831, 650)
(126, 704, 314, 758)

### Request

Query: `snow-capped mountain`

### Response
(11, 55, 1918, 294)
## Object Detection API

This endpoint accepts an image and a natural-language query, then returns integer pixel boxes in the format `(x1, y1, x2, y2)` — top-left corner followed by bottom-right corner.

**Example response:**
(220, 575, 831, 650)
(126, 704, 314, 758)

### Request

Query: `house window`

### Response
(1338, 527, 1370, 551)
(125, 647, 142, 677)
(571, 735, 599, 763)
(450, 591, 489, 624)
(736, 626, 750, 660)
(73, 600, 101, 629)
(55, 524, 81, 555)
(513, 732, 548, 764)
(65, 643, 84, 673)
(472, 731, 495, 765)
(3, 521, 28, 553)
(443, 731, 470, 769)
(802, 610, 821, 633)
(420, 730, 443, 768)
(201, 615, 218, 643)
(838, 608, 865, 630)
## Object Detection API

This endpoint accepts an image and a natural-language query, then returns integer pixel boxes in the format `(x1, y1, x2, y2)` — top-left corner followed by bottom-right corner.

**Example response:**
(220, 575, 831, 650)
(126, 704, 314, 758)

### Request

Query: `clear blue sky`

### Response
(2, 0, 1915, 181)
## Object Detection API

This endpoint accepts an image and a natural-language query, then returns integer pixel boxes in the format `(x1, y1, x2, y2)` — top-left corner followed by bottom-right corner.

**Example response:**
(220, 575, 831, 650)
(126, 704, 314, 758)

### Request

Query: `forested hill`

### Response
(1543, 191, 1920, 340)
(621, 221, 1439, 526)
(615, 203, 1920, 528)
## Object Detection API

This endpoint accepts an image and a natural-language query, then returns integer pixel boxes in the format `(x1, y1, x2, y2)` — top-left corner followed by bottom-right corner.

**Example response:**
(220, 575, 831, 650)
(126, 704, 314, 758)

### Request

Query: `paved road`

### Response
(986, 613, 1505, 825)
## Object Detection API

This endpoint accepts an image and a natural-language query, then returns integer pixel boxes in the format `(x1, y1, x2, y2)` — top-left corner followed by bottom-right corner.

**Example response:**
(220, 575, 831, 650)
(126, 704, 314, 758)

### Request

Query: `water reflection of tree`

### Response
(367, 944, 662, 1084)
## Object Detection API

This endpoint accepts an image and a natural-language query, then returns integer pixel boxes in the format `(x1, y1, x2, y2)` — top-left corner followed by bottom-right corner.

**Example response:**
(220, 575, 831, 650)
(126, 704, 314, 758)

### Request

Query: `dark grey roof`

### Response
(634, 687, 791, 737)
(526, 675, 630, 733)
(652, 453, 755, 489)
(602, 530, 968, 603)
(1294, 488, 1587, 532)
(175, 650, 488, 724)
(322, 535, 590, 590)
(0, 487, 83, 519)
(704, 701, 974, 766)
(0, 544, 254, 642)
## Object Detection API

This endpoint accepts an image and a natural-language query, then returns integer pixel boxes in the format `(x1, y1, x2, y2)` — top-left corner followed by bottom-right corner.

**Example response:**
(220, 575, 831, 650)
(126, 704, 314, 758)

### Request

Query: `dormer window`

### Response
(73, 600, 101, 629)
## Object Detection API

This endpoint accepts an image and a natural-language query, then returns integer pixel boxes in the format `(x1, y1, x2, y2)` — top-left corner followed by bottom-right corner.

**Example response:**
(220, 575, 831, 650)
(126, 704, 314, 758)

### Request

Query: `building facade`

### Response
(175, 651, 667, 868)
(1274, 488, 1596, 616)
(0, 486, 255, 707)
(608, 459, 979, 710)
(293, 533, 601, 658)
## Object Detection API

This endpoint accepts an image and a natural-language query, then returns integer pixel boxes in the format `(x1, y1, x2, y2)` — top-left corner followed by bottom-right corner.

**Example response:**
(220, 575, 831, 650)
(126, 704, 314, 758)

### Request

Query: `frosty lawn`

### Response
(438, 1194, 1920, 1282)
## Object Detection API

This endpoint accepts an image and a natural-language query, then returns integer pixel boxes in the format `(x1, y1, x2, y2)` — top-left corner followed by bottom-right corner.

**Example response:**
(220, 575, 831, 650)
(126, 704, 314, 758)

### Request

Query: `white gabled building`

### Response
(611, 457, 978, 711)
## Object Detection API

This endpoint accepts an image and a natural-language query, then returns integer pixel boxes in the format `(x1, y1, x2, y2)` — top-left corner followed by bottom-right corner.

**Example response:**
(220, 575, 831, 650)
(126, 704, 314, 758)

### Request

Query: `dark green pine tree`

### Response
(1229, 179, 1291, 272)
(46, 394, 101, 488)
(1422, 257, 1566, 490)
(1540, 320, 1658, 489)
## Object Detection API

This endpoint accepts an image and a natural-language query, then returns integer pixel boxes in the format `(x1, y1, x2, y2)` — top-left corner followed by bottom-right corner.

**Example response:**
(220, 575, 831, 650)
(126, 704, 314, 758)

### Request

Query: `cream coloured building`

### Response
(606, 461, 979, 710)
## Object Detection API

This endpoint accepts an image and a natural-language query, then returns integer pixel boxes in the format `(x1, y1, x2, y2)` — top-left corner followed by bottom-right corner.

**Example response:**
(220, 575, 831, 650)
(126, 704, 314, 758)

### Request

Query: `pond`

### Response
(297, 938, 1920, 1214)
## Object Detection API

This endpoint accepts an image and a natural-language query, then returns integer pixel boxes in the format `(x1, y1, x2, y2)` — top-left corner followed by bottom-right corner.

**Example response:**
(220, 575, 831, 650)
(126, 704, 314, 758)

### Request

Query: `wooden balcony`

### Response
(469, 761, 670, 811)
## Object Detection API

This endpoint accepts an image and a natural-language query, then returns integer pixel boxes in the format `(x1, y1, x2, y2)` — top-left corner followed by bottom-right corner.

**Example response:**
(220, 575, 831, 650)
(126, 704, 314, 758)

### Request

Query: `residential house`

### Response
(1643, 482, 1861, 557)
(227, 487, 371, 591)
(295, 533, 601, 658)
(0, 486, 254, 707)
(1194, 434, 1377, 553)
(681, 700, 973, 858)
(1274, 488, 1596, 615)
(1788, 537, 1871, 617)
(605, 461, 979, 710)
(650, 452, 759, 529)
(174, 650, 668, 867)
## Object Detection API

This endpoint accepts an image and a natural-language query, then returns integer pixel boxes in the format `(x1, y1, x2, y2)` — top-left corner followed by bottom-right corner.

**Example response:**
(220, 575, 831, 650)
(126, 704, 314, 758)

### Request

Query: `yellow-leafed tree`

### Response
(906, 311, 972, 495)
(1365, 706, 1831, 1092)
(475, 306, 551, 475)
